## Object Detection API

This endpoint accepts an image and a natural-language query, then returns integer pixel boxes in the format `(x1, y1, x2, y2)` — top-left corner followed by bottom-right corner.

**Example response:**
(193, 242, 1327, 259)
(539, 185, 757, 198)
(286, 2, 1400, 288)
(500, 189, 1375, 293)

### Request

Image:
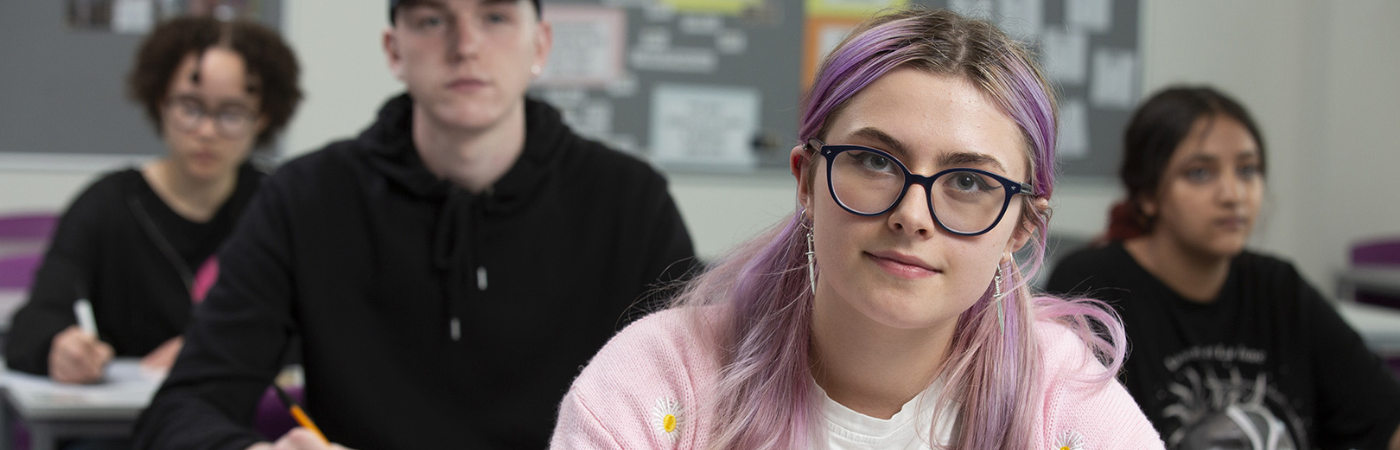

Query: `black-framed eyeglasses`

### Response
(164, 96, 258, 140)
(808, 138, 1036, 236)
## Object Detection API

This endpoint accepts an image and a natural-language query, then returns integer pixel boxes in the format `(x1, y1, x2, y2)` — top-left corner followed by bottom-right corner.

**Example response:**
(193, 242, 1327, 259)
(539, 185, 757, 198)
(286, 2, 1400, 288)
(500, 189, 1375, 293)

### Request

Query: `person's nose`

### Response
(1218, 168, 1244, 206)
(193, 113, 219, 139)
(887, 183, 935, 238)
(446, 15, 480, 62)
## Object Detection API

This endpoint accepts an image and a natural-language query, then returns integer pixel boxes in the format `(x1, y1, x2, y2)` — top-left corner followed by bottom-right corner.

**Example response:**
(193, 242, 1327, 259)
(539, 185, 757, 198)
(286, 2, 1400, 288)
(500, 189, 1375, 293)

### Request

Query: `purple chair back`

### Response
(0, 214, 58, 241)
(1351, 238, 1400, 309)
(1350, 238, 1400, 377)
(0, 254, 43, 289)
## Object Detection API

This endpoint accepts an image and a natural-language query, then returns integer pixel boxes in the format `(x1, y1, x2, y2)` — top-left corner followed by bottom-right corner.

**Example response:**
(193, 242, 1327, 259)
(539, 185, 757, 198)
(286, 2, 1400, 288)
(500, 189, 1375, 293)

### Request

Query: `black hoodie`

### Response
(133, 94, 697, 449)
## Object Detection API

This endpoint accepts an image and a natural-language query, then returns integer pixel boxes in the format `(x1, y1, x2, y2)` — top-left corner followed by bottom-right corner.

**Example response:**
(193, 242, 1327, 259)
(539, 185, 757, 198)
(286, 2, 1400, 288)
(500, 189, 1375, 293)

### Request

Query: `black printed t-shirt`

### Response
(1047, 241, 1400, 450)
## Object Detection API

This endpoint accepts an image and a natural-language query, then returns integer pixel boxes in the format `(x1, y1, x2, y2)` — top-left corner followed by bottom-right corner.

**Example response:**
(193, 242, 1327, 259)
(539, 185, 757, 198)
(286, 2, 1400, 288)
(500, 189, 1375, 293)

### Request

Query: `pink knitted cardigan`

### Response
(550, 307, 1165, 449)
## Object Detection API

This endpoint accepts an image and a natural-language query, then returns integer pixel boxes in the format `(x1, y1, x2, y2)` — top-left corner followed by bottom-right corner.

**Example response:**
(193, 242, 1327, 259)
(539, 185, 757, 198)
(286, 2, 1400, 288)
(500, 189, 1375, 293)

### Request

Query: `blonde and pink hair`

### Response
(671, 8, 1126, 449)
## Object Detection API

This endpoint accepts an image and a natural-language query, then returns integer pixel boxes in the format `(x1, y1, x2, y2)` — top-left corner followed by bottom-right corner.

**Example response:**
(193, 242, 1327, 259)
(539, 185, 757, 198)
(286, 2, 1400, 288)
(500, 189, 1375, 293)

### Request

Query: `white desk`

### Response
(1336, 266, 1400, 299)
(0, 359, 163, 450)
(1336, 301, 1400, 355)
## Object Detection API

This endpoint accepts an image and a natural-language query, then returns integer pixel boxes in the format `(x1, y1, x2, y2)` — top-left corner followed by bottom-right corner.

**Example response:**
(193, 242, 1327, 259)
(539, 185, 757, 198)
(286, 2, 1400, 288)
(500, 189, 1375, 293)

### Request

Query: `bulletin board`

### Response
(531, 0, 1140, 178)
(0, 0, 282, 161)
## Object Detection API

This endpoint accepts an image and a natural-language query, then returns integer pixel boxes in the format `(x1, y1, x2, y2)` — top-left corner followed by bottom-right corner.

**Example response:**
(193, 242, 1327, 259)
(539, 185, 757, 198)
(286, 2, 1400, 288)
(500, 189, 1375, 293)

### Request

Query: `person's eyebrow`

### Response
(938, 151, 1008, 174)
(848, 126, 1010, 174)
(849, 127, 913, 161)
(1182, 153, 1219, 164)
(399, 0, 449, 14)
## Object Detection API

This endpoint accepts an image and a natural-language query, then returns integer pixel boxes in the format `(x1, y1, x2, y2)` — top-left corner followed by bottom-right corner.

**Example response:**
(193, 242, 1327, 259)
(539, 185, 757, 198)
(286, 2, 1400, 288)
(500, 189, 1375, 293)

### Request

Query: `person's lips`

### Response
(446, 76, 488, 91)
(1215, 216, 1249, 230)
(866, 250, 941, 279)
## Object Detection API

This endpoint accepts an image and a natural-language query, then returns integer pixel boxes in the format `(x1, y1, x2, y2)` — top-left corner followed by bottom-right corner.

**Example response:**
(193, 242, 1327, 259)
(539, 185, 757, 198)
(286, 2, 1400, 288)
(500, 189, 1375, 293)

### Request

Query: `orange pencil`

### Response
(273, 384, 329, 444)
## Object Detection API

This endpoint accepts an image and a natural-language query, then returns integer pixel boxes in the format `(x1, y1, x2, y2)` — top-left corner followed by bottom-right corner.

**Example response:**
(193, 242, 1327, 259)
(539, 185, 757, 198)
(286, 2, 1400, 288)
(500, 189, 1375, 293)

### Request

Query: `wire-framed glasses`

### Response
(809, 138, 1036, 236)
(164, 96, 258, 139)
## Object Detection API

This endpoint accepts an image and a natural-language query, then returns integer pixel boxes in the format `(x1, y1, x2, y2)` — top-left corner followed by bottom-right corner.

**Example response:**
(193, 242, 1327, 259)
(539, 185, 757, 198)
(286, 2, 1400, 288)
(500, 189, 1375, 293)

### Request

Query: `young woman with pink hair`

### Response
(550, 8, 1162, 449)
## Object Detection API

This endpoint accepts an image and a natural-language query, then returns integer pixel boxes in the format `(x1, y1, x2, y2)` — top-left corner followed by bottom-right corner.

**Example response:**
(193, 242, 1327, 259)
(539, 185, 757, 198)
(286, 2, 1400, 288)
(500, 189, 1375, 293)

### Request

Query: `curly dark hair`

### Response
(128, 16, 302, 148)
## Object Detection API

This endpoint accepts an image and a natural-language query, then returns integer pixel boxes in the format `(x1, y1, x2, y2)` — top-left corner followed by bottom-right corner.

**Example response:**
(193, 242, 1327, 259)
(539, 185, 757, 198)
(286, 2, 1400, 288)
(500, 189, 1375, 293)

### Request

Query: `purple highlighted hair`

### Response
(672, 8, 1126, 450)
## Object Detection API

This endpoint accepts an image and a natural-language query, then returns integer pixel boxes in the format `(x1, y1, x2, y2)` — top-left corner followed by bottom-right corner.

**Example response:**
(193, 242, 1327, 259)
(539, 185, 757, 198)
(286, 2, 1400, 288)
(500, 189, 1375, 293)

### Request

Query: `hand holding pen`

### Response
(48, 299, 113, 384)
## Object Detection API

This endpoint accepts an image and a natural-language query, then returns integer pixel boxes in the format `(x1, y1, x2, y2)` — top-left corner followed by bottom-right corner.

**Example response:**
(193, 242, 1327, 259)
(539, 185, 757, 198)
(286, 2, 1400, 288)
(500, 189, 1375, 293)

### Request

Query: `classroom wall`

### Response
(1, 0, 1396, 293)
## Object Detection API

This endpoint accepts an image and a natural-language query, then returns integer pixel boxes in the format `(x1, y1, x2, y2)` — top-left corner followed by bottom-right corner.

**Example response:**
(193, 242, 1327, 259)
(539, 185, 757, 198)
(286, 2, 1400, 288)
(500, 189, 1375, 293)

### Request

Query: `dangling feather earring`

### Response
(806, 230, 817, 294)
(993, 264, 1006, 333)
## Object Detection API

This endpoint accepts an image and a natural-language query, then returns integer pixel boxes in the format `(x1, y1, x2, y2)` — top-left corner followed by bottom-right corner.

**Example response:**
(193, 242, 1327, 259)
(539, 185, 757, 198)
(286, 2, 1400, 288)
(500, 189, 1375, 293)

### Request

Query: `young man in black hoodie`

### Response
(133, 1, 696, 449)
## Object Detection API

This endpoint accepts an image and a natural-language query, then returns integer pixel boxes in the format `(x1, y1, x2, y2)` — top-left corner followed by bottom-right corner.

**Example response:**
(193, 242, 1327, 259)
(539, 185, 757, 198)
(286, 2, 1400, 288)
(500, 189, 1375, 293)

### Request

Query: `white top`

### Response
(817, 381, 955, 450)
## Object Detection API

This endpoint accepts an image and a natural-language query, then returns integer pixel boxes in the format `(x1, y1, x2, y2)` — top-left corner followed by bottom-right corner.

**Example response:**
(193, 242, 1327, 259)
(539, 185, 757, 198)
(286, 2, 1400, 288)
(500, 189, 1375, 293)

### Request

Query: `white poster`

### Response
(1041, 29, 1088, 85)
(816, 23, 855, 63)
(1090, 48, 1137, 110)
(716, 29, 747, 54)
(112, 0, 154, 34)
(948, 0, 994, 19)
(1057, 99, 1089, 159)
(678, 14, 723, 35)
(997, 0, 1042, 40)
(537, 6, 626, 88)
(1066, 0, 1112, 33)
(630, 47, 719, 73)
(650, 84, 760, 170)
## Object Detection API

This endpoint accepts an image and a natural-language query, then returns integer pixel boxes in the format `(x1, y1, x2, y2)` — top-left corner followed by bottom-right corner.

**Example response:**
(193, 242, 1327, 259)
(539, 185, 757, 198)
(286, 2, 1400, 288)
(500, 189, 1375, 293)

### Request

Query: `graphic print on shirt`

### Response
(1053, 429, 1087, 450)
(652, 396, 684, 443)
(1157, 344, 1306, 450)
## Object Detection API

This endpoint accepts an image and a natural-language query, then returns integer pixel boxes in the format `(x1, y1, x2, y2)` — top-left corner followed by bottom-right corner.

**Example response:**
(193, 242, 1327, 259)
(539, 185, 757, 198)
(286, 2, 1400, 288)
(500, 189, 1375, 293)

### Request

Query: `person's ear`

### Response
(791, 144, 815, 215)
(1137, 195, 1158, 219)
(531, 20, 553, 76)
(1003, 196, 1049, 262)
(383, 28, 405, 80)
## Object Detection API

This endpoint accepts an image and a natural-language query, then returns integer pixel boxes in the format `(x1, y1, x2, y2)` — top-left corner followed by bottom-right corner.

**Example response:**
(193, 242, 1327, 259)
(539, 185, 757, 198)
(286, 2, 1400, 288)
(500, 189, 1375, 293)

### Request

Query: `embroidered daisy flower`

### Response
(651, 397, 684, 442)
(1053, 429, 1086, 450)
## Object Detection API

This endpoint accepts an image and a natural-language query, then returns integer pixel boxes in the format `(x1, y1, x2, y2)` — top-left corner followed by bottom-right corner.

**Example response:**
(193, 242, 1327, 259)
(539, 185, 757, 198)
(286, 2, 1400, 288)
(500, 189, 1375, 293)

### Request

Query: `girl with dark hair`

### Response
(1047, 86, 1400, 450)
(550, 8, 1161, 450)
(5, 16, 301, 385)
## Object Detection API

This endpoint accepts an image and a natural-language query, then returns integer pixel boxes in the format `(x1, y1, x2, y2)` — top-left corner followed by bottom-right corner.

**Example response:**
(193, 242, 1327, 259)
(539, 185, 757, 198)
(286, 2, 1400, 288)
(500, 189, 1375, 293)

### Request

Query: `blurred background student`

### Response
(1047, 86, 1400, 450)
(4, 16, 301, 384)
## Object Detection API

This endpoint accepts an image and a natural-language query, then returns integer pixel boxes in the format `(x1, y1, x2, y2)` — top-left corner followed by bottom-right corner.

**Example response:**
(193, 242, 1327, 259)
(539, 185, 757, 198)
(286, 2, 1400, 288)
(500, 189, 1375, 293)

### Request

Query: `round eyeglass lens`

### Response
(932, 170, 1008, 233)
(830, 149, 905, 214)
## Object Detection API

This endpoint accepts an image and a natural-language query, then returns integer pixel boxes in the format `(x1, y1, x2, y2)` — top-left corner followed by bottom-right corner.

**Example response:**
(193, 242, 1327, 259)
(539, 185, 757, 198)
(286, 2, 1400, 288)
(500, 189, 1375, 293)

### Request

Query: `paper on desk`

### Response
(1, 359, 164, 411)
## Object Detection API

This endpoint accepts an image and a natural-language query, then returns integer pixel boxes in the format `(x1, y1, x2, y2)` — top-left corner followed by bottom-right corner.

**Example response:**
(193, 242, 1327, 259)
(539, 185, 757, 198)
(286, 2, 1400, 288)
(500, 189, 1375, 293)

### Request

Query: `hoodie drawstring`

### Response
(431, 187, 491, 342)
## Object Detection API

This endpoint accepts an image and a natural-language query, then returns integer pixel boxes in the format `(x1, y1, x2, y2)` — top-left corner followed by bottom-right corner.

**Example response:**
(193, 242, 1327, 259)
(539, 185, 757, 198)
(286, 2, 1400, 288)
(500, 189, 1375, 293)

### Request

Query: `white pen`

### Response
(74, 298, 99, 337)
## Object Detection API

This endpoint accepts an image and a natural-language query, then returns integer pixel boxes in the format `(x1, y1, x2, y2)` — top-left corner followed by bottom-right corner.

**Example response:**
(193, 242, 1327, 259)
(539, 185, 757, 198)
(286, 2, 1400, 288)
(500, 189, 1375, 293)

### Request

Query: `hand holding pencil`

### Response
(244, 386, 356, 450)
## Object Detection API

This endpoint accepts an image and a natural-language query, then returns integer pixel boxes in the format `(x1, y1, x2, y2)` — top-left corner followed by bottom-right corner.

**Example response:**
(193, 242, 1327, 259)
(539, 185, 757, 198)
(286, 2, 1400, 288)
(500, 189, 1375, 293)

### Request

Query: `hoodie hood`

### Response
(351, 92, 581, 341)
(354, 92, 574, 214)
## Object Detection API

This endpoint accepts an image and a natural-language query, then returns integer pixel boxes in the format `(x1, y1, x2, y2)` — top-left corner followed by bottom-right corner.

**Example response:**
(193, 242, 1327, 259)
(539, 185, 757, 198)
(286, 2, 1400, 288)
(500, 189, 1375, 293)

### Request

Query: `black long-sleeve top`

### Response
(5, 165, 263, 375)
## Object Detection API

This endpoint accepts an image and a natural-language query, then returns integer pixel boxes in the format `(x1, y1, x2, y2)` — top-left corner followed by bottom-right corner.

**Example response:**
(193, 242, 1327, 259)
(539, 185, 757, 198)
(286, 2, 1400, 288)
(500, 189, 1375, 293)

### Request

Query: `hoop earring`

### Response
(806, 230, 817, 294)
(993, 264, 1005, 333)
